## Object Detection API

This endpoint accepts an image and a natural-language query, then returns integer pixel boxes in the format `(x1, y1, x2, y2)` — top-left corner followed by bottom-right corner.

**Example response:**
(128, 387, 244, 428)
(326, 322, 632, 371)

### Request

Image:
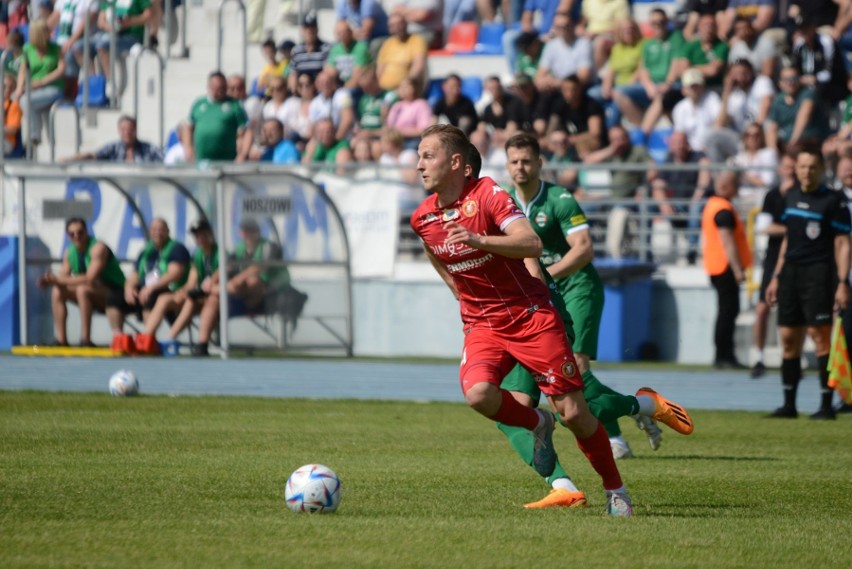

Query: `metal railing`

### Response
(217, 0, 247, 77)
(132, 46, 165, 148)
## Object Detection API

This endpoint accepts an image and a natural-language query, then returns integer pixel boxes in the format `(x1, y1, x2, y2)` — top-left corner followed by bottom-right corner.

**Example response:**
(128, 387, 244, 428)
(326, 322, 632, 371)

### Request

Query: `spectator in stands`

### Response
(35, 0, 53, 21)
(613, 9, 687, 135)
(502, 0, 568, 72)
(250, 118, 300, 163)
(677, 13, 729, 88)
(308, 69, 355, 141)
(227, 73, 263, 143)
(790, 15, 849, 106)
(788, 0, 841, 34)
(469, 126, 507, 181)
(384, 0, 443, 47)
(478, 75, 513, 147)
(542, 75, 605, 158)
(157, 218, 219, 354)
(4, 30, 25, 78)
(505, 71, 543, 138)
(303, 117, 353, 173)
(94, 0, 152, 87)
(672, 68, 723, 155)
(704, 58, 774, 162)
(514, 30, 544, 78)
(182, 71, 252, 163)
(289, 13, 331, 81)
(719, 0, 777, 40)
(14, 19, 64, 151)
(386, 77, 435, 148)
(727, 16, 779, 79)
(261, 76, 290, 127)
(542, 128, 579, 191)
(377, 128, 419, 185)
(278, 39, 295, 72)
(731, 123, 778, 201)
(36, 217, 126, 347)
(535, 12, 593, 92)
(765, 66, 828, 152)
(584, 124, 652, 199)
(376, 13, 428, 91)
(352, 137, 375, 163)
(62, 115, 163, 163)
(476, 0, 517, 25)
(279, 72, 315, 144)
(3, 75, 23, 158)
(579, 0, 630, 71)
(590, 17, 645, 120)
(433, 73, 479, 136)
(647, 130, 711, 263)
(50, 0, 98, 100)
(683, 0, 732, 41)
(823, 77, 852, 160)
(257, 39, 287, 97)
(336, 0, 389, 42)
(353, 65, 394, 158)
(326, 20, 371, 89)
(113, 218, 190, 356)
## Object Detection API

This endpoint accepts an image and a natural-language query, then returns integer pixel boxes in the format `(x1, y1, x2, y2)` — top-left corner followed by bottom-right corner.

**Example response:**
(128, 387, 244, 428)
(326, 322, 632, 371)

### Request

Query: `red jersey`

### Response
(410, 176, 552, 330)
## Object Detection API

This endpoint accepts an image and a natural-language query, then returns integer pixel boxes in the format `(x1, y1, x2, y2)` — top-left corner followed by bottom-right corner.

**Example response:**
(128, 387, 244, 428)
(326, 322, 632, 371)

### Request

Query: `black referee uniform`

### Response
(772, 185, 852, 418)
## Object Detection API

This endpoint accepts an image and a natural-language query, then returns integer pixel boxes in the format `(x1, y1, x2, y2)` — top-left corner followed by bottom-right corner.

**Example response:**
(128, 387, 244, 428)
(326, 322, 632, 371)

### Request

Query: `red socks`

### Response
(576, 421, 623, 490)
(489, 390, 539, 431)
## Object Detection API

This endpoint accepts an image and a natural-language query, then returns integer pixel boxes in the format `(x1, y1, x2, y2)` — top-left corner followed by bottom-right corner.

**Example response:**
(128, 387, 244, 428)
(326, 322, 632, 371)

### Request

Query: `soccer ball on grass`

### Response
(108, 369, 139, 397)
(285, 464, 342, 513)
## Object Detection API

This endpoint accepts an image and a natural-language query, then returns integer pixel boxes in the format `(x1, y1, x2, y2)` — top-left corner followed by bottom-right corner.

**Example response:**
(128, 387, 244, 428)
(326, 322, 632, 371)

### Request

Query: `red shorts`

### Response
(459, 305, 583, 397)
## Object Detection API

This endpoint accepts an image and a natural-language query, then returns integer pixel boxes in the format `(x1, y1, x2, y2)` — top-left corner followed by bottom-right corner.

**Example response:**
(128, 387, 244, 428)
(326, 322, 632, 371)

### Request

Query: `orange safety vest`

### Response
(701, 195, 753, 276)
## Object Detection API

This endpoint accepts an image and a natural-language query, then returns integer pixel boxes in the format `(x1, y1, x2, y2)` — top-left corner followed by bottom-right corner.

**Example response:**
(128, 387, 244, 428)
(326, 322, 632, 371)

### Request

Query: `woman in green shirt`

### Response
(12, 19, 64, 149)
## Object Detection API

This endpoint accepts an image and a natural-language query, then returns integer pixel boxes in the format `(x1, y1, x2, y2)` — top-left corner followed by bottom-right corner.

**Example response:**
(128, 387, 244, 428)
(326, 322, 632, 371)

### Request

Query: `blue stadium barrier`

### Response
(461, 76, 483, 103)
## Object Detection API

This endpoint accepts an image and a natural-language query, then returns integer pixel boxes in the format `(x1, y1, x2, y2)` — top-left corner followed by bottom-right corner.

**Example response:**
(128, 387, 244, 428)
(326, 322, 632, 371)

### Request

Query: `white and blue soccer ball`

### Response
(108, 369, 139, 397)
(285, 464, 342, 513)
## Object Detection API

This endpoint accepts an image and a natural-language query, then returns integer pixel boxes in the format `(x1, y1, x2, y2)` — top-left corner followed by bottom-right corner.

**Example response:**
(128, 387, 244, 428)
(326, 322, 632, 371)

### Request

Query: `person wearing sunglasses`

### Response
(37, 217, 127, 347)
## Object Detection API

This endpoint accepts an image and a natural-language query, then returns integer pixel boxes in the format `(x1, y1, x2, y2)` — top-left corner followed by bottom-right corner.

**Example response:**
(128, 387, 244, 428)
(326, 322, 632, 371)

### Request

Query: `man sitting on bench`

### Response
(109, 218, 190, 355)
(37, 217, 127, 347)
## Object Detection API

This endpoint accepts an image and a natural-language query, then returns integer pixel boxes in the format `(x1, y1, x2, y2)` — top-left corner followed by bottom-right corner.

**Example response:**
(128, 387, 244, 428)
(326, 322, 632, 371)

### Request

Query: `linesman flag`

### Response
(827, 316, 852, 404)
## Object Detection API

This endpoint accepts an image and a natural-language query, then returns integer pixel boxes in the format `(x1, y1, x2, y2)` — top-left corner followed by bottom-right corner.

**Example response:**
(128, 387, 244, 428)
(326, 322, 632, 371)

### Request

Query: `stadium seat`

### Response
(15, 23, 29, 43)
(472, 22, 505, 55)
(461, 76, 483, 103)
(75, 74, 109, 108)
(628, 127, 646, 147)
(166, 128, 180, 149)
(426, 77, 443, 107)
(429, 22, 478, 55)
(250, 77, 264, 97)
(647, 127, 672, 163)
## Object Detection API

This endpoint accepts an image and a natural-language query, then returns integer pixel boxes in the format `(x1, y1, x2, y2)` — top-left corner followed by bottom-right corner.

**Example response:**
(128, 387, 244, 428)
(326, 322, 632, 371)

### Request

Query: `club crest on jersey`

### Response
(562, 360, 577, 378)
(534, 212, 548, 227)
(806, 221, 820, 240)
(442, 208, 460, 222)
(462, 200, 478, 217)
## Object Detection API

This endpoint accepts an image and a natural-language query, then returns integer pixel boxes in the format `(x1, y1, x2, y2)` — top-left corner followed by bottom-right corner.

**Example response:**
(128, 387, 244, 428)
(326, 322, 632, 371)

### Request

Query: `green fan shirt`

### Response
(188, 96, 249, 161)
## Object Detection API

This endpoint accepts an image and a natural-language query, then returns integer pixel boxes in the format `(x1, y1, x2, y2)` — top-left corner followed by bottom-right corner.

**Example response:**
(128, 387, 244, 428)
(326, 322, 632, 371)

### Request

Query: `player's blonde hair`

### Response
(421, 125, 469, 163)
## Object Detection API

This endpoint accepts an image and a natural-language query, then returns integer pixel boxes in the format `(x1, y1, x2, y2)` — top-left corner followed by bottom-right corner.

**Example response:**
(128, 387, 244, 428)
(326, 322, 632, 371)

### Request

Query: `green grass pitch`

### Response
(1, 391, 851, 568)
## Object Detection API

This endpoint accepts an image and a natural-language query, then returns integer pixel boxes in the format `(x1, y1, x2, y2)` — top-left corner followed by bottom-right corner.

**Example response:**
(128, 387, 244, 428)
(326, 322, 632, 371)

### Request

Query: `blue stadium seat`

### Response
(166, 128, 179, 149)
(250, 77, 264, 97)
(472, 22, 505, 55)
(628, 127, 645, 147)
(15, 23, 29, 43)
(647, 127, 672, 163)
(75, 74, 108, 108)
(461, 76, 483, 103)
(426, 77, 443, 107)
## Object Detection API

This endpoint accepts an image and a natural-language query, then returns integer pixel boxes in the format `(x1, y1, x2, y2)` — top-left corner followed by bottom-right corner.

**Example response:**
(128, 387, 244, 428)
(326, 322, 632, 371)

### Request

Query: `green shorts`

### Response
(564, 283, 604, 359)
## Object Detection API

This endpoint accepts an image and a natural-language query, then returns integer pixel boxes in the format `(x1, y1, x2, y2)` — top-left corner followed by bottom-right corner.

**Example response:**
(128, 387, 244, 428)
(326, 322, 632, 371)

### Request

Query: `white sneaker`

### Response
(634, 415, 663, 451)
(606, 490, 633, 517)
(609, 437, 633, 459)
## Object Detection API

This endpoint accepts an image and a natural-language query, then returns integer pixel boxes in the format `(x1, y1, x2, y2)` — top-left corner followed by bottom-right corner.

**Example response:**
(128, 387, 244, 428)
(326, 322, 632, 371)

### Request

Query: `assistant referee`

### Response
(766, 145, 852, 420)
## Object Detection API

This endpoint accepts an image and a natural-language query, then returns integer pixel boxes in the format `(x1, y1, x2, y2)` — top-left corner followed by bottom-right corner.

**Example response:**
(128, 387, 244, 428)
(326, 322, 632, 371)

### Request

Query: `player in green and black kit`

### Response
(489, 134, 693, 508)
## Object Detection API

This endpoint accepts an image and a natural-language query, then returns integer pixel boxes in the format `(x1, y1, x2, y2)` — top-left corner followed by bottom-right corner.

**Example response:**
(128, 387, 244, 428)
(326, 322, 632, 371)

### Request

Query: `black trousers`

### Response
(711, 268, 740, 363)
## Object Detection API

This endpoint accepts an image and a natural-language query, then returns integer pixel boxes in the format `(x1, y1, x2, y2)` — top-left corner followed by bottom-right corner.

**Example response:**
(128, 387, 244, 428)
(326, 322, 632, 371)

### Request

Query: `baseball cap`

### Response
(302, 12, 318, 27)
(190, 218, 213, 233)
(278, 39, 296, 52)
(681, 68, 704, 87)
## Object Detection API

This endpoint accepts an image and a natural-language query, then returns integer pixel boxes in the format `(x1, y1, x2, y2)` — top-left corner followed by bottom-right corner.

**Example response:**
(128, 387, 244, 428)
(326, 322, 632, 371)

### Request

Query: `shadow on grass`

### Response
(635, 455, 781, 461)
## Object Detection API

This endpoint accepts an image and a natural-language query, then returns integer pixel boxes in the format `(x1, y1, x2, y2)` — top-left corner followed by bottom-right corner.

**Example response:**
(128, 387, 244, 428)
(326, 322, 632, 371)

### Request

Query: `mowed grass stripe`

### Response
(1, 392, 850, 568)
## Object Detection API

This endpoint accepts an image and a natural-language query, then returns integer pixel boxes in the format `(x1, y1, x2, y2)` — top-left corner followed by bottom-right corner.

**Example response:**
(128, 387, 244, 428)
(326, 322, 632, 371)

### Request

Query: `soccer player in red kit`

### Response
(410, 124, 633, 516)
